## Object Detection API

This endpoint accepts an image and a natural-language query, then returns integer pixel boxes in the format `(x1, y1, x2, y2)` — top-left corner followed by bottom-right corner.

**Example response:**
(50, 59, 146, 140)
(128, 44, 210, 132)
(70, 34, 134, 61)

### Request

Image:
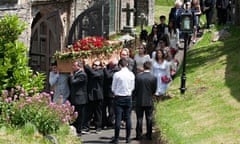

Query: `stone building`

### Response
(0, 0, 155, 88)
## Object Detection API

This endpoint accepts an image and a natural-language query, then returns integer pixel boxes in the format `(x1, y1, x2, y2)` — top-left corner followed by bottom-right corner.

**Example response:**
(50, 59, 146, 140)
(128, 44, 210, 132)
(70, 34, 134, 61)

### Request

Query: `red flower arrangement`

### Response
(54, 36, 120, 60)
(73, 36, 108, 51)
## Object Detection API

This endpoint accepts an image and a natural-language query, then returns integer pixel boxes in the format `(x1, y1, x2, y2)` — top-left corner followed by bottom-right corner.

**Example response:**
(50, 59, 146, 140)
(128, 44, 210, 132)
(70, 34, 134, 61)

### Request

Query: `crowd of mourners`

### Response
(49, 0, 233, 143)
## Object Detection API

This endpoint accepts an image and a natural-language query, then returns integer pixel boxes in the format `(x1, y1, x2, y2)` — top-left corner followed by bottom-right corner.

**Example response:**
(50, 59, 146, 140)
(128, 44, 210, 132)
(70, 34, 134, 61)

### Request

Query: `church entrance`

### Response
(29, 11, 63, 89)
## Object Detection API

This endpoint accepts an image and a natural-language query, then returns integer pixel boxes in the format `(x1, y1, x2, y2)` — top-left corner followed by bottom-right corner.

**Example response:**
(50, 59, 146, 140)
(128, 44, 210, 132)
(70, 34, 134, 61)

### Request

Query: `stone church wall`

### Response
(0, 3, 31, 48)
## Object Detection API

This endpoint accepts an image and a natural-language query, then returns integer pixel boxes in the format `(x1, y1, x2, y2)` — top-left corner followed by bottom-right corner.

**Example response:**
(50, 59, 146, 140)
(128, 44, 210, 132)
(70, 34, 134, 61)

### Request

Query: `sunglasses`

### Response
(93, 64, 101, 67)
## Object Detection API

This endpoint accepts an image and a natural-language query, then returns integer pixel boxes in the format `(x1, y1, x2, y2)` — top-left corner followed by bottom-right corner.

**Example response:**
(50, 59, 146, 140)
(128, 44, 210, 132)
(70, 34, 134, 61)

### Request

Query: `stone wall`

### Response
(0, 0, 92, 49)
(0, 3, 31, 48)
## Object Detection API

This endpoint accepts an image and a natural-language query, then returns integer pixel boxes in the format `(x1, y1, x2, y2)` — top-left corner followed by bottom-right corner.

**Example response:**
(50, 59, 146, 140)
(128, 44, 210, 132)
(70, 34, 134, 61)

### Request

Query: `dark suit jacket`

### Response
(134, 71, 157, 107)
(127, 57, 137, 75)
(103, 64, 119, 98)
(216, 0, 229, 9)
(157, 23, 168, 39)
(169, 7, 184, 29)
(69, 70, 88, 105)
(84, 65, 104, 101)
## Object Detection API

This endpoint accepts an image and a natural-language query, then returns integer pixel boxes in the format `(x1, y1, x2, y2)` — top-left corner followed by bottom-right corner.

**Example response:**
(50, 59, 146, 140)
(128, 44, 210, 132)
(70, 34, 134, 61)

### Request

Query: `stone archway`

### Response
(29, 10, 63, 89)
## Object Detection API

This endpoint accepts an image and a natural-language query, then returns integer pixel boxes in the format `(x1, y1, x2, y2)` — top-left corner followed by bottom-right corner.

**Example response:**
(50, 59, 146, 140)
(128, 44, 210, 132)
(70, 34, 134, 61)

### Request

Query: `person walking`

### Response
(83, 59, 104, 134)
(201, 0, 215, 29)
(102, 59, 119, 129)
(110, 58, 135, 144)
(68, 60, 88, 136)
(151, 49, 171, 100)
(133, 61, 157, 140)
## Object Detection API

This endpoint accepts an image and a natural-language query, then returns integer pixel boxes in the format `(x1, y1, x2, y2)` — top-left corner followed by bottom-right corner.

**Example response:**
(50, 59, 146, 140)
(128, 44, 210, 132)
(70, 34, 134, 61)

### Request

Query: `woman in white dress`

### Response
(151, 49, 171, 99)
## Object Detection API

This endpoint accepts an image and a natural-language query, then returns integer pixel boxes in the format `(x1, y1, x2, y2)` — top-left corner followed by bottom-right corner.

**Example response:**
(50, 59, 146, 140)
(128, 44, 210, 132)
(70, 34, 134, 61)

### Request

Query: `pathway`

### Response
(80, 110, 164, 144)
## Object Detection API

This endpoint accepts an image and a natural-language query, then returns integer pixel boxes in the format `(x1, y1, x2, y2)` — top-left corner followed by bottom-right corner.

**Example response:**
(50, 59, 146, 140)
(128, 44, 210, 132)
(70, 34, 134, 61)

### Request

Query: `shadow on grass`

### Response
(180, 26, 240, 101)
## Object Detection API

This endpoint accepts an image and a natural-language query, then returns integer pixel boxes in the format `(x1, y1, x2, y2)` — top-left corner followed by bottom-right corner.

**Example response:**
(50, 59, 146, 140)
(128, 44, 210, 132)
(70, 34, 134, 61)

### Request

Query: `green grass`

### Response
(155, 0, 175, 6)
(0, 125, 82, 144)
(154, 5, 172, 23)
(155, 26, 240, 143)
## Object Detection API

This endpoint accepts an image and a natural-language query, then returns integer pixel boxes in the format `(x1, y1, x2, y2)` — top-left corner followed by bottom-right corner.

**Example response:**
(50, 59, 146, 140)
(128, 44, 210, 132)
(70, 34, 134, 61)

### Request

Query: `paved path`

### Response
(80, 110, 163, 144)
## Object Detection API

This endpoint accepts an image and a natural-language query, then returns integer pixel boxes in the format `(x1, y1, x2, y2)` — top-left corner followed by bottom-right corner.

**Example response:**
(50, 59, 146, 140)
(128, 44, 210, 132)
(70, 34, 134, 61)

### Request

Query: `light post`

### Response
(179, 4, 193, 94)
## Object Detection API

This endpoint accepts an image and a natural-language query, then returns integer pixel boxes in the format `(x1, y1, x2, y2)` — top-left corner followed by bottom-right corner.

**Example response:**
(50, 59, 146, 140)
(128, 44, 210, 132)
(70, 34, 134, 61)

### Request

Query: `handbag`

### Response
(161, 75, 171, 83)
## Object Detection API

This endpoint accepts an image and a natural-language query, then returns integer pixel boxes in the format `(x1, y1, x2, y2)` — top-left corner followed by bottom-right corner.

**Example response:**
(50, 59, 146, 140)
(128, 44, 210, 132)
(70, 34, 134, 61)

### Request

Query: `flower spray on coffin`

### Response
(54, 36, 122, 72)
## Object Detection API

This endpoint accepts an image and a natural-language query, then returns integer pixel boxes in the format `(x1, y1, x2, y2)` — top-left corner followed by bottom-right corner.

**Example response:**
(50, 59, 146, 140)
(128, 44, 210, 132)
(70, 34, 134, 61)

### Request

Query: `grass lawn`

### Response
(0, 124, 81, 144)
(155, 25, 240, 143)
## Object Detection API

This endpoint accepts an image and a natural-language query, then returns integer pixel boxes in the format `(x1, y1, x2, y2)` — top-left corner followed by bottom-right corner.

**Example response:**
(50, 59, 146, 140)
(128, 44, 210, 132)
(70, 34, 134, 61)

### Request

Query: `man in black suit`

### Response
(133, 61, 157, 140)
(69, 60, 88, 136)
(102, 59, 119, 129)
(83, 59, 104, 134)
(216, 0, 229, 25)
(168, 1, 184, 30)
(201, 0, 215, 29)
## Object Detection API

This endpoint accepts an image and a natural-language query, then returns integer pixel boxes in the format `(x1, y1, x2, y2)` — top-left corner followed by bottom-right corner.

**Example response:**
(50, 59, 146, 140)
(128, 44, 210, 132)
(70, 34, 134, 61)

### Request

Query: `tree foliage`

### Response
(0, 15, 44, 92)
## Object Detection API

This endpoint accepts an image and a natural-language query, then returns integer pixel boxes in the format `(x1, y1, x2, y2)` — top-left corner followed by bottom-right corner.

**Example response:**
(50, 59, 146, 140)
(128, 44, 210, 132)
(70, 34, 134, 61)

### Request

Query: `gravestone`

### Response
(138, 13, 147, 31)
(122, 2, 136, 34)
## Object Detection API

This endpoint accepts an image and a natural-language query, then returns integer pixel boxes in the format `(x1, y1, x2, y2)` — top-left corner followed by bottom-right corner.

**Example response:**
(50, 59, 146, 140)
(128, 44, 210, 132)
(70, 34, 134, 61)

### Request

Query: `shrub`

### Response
(0, 86, 78, 135)
(0, 15, 45, 93)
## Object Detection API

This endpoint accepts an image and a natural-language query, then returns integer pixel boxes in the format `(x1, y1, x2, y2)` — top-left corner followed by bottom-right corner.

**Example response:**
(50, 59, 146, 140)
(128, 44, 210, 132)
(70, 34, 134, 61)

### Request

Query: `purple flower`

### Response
(16, 85, 21, 90)
(19, 93, 25, 97)
(14, 95, 18, 101)
(26, 97, 32, 103)
(74, 112, 78, 118)
(2, 90, 8, 97)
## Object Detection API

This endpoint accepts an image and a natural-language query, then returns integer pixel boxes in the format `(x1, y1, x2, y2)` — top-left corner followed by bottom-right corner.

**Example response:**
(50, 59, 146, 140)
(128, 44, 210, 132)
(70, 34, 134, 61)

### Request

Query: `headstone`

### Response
(138, 13, 147, 31)
(122, 3, 136, 34)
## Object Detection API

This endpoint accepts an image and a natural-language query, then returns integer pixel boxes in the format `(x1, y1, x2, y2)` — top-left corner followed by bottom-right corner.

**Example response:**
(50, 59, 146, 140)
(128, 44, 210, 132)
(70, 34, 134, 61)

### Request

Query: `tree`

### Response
(0, 15, 44, 92)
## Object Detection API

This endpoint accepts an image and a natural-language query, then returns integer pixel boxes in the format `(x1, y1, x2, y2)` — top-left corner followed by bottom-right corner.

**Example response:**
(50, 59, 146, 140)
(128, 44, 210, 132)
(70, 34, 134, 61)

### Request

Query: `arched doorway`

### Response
(68, 1, 109, 45)
(29, 11, 63, 89)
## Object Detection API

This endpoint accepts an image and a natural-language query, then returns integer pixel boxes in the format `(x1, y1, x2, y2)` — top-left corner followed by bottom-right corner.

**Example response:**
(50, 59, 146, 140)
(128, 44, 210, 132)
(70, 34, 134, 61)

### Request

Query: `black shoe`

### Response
(109, 139, 119, 144)
(77, 132, 82, 137)
(95, 128, 102, 134)
(133, 136, 142, 140)
(81, 128, 90, 134)
(126, 137, 131, 143)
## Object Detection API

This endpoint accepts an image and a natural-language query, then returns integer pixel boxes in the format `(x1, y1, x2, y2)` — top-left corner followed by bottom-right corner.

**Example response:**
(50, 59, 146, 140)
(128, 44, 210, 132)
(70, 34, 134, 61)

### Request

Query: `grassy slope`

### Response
(155, 26, 240, 143)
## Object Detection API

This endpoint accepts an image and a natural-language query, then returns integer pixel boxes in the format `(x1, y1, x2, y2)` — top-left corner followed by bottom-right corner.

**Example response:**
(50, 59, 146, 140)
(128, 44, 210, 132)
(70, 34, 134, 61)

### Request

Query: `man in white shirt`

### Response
(110, 58, 135, 144)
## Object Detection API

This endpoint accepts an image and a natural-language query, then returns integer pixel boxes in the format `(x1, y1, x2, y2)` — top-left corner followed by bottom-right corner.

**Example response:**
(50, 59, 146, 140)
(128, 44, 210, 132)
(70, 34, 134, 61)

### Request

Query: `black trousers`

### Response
(72, 104, 85, 133)
(205, 8, 214, 28)
(102, 97, 115, 127)
(217, 8, 227, 25)
(83, 100, 103, 130)
(135, 106, 154, 139)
